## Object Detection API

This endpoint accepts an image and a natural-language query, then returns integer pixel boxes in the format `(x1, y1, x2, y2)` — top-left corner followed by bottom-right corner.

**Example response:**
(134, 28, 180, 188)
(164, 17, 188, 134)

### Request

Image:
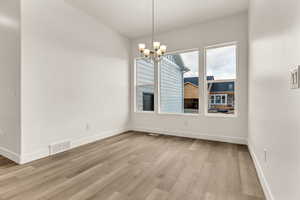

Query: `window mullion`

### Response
(154, 61, 159, 114)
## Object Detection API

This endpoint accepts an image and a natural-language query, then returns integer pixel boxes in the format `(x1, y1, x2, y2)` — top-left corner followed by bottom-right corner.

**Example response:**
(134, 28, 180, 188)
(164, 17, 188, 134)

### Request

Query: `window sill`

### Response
(134, 111, 155, 114)
(205, 113, 238, 118)
(133, 111, 238, 118)
(157, 112, 200, 117)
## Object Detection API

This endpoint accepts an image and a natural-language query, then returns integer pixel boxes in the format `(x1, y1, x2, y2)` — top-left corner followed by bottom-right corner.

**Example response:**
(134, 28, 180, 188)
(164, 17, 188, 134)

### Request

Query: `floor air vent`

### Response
(148, 133, 160, 137)
(49, 141, 71, 155)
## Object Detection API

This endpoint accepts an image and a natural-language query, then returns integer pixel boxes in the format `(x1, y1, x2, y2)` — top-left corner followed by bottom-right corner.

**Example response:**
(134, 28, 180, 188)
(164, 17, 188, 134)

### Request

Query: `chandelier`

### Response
(138, 0, 167, 62)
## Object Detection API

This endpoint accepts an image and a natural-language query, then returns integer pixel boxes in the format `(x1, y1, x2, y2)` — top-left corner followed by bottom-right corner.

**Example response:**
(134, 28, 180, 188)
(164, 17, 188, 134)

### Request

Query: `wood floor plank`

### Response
(106, 192, 129, 200)
(0, 132, 265, 200)
(145, 188, 169, 200)
(239, 147, 265, 199)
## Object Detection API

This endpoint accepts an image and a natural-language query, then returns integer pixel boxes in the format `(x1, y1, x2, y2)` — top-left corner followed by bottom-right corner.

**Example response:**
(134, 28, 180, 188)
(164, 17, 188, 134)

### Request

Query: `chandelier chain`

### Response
(152, 0, 154, 45)
(138, 0, 167, 61)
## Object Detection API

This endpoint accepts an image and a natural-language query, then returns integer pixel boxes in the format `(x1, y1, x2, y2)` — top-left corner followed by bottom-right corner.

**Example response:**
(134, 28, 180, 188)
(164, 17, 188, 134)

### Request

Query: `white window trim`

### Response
(204, 42, 238, 118)
(134, 57, 155, 114)
(158, 48, 201, 115)
(133, 42, 239, 118)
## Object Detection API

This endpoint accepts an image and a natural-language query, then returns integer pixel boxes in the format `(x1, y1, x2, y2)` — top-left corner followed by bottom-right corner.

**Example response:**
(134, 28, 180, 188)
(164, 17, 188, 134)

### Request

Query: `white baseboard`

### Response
(132, 127, 247, 145)
(0, 146, 20, 164)
(19, 148, 49, 165)
(71, 128, 128, 149)
(248, 142, 274, 200)
(19, 128, 128, 164)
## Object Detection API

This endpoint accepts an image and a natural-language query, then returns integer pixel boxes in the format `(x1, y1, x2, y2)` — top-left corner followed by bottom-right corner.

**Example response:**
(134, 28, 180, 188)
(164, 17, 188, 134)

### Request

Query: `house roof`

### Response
(184, 77, 199, 86)
(165, 54, 190, 72)
(184, 77, 234, 92)
(184, 76, 214, 85)
(184, 82, 198, 87)
(207, 76, 215, 81)
(209, 82, 234, 92)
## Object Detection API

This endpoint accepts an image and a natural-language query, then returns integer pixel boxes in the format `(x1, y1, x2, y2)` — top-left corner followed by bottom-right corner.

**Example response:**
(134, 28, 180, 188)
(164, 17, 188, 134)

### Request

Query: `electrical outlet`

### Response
(86, 123, 90, 131)
(264, 149, 268, 162)
(290, 65, 300, 89)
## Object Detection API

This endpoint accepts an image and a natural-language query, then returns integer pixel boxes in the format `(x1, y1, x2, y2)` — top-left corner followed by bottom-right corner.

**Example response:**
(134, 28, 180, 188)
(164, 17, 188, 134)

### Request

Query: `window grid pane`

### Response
(136, 59, 154, 112)
(206, 44, 237, 115)
(160, 51, 199, 114)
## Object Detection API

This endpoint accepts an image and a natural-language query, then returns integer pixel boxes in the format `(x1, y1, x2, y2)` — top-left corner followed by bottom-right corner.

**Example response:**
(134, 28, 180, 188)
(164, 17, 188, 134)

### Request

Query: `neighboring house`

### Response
(160, 55, 188, 113)
(137, 55, 187, 113)
(184, 77, 235, 113)
(208, 81, 235, 113)
(183, 77, 199, 111)
(136, 59, 155, 111)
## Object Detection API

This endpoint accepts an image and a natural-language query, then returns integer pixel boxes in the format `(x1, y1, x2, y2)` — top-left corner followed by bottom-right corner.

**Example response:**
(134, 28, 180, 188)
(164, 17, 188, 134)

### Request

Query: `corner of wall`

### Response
(0, 146, 21, 164)
(248, 141, 274, 200)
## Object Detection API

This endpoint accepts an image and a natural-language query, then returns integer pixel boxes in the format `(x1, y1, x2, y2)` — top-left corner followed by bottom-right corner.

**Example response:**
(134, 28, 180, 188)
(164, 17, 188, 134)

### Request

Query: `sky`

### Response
(179, 51, 199, 78)
(179, 45, 236, 80)
(206, 45, 236, 80)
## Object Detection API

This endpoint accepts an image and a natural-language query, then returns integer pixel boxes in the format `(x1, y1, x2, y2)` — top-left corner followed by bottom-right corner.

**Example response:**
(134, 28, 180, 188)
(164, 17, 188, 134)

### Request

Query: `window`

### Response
(209, 94, 227, 105)
(160, 50, 199, 114)
(134, 44, 237, 116)
(205, 44, 237, 115)
(136, 58, 155, 112)
(142, 93, 154, 111)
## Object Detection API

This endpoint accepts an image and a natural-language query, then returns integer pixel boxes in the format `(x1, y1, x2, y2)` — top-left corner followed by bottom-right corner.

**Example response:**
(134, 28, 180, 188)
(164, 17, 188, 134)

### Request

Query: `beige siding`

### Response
(184, 83, 198, 99)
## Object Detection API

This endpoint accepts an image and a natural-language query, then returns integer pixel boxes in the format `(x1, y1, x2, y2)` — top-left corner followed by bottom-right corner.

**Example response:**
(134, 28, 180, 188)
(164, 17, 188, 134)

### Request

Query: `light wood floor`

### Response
(0, 132, 265, 200)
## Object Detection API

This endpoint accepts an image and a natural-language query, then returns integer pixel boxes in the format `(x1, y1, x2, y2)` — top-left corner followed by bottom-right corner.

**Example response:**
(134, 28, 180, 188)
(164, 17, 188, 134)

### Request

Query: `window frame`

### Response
(134, 57, 155, 114)
(157, 48, 201, 116)
(133, 42, 239, 118)
(204, 42, 238, 118)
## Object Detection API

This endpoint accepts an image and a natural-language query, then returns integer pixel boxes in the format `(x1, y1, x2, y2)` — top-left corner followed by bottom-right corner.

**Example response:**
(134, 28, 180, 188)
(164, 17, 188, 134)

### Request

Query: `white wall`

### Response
(20, 0, 130, 163)
(248, 0, 300, 200)
(0, 0, 21, 161)
(131, 13, 249, 144)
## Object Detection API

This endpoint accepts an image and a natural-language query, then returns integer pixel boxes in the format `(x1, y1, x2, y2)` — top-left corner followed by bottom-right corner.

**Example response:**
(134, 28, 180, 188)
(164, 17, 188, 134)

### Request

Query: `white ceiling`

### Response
(67, 0, 249, 39)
